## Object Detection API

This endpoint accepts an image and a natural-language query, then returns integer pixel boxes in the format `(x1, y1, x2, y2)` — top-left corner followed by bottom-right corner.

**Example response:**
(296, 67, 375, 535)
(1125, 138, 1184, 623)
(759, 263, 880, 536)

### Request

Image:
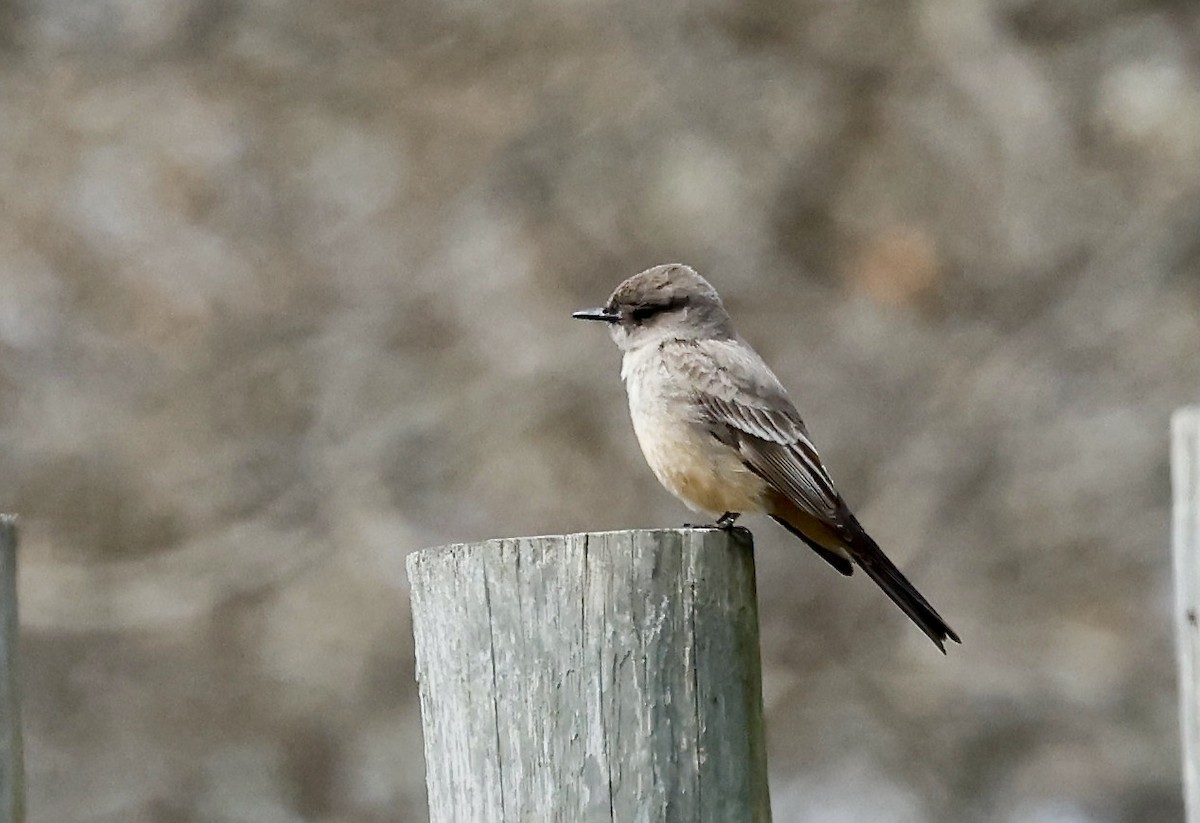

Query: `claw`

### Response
(716, 512, 740, 530)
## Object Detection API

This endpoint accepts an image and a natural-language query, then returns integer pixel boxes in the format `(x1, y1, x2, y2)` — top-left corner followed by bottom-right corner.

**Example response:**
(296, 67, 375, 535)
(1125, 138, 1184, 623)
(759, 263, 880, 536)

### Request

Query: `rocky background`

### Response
(2, 0, 1199, 820)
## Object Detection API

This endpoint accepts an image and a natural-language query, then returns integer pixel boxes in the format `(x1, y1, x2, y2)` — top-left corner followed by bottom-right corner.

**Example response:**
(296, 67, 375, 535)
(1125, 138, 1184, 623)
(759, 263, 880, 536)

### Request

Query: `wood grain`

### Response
(1174, 409, 1200, 823)
(407, 528, 771, 823)
(0, 516, 24, 823)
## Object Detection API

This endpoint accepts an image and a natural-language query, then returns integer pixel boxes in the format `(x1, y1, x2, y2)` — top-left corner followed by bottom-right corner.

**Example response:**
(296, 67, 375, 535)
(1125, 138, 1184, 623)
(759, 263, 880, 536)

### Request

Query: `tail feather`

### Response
(768, 492, 960, 652)
(770, 515, 853, 576)
(847, 523, 960, 653)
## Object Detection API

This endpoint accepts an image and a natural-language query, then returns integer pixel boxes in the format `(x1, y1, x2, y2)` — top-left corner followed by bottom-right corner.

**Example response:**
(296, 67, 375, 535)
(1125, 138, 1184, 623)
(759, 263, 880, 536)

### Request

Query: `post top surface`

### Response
(405, 527, 754, 576)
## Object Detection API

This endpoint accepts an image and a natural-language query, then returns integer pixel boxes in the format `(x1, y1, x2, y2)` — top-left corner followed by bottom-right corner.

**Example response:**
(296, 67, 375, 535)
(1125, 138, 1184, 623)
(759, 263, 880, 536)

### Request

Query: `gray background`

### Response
(2, 0, 1199, 820)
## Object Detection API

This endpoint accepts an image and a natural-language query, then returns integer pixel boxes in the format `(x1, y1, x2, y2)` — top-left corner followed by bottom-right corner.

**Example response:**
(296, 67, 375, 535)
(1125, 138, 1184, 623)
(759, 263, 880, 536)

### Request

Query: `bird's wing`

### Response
(671, 337, 844, 524)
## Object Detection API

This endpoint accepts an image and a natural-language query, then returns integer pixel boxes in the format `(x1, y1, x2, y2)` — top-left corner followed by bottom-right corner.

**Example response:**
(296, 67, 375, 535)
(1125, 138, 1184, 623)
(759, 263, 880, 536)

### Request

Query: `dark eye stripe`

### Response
(629, 296, 688, 322)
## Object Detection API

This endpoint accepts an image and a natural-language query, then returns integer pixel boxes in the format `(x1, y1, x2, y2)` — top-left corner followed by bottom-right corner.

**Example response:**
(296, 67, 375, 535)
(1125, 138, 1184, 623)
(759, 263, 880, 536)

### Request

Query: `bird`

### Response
(573, 263, 960, 652)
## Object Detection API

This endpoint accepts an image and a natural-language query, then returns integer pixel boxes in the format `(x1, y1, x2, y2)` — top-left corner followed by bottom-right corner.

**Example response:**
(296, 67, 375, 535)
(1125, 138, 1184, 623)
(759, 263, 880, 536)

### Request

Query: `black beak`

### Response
(572, 307, 620, 323)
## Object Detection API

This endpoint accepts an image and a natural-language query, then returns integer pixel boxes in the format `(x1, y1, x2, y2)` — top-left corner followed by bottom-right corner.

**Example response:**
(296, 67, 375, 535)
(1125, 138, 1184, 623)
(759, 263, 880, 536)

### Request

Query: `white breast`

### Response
(622, 348, 769, 517)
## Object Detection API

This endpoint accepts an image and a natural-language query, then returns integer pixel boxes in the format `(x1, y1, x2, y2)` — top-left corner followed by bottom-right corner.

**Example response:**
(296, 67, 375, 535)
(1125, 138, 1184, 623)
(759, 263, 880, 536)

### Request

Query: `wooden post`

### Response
(407, 528, 772, 823)
(0, 515, 23, 823)
(1175, 409, 1200, 823)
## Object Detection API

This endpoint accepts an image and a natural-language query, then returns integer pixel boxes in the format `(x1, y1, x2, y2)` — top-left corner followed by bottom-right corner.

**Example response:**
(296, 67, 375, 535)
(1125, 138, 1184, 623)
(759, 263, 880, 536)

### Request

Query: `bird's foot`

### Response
(681, 513, 741, 530)
(715, 512, 740, 530)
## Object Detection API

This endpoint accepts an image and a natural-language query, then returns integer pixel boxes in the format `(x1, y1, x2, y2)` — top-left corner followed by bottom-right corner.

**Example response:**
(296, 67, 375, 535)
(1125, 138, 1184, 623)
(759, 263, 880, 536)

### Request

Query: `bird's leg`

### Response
(716, 512, 740, 530)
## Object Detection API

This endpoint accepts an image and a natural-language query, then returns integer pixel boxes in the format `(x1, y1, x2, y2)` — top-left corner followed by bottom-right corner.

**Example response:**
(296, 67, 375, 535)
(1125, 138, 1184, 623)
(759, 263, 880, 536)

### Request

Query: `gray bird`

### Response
(574, 263, 960, 652)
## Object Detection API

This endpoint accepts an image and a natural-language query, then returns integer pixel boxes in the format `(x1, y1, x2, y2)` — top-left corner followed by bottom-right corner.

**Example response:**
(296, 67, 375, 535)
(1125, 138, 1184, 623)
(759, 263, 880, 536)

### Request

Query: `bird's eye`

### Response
(630, 304, 661, 322)
(628, 296, 687, 323)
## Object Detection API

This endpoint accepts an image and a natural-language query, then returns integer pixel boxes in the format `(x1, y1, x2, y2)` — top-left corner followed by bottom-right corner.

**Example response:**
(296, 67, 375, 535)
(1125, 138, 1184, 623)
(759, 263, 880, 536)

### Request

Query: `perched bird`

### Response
(573, 264, 960, 652)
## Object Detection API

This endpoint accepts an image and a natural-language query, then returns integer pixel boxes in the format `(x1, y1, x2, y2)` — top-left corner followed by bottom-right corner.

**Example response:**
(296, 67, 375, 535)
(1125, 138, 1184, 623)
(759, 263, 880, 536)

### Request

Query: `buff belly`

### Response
(630, 412, 770, 517)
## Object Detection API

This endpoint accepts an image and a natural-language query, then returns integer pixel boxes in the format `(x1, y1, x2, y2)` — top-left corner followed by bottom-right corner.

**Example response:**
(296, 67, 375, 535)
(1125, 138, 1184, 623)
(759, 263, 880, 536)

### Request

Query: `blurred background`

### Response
(1, 0, 1198, 820)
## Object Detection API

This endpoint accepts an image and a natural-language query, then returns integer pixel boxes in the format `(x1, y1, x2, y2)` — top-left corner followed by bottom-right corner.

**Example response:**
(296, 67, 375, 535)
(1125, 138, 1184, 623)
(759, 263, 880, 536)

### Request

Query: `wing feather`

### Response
(668, 337, 844, 524)
(700, 396, 842, 522)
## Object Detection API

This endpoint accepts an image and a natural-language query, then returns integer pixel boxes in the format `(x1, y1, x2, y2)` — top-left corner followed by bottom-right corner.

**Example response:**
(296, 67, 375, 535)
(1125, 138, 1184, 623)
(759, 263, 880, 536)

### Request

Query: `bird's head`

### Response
(572, 264, 733, 351)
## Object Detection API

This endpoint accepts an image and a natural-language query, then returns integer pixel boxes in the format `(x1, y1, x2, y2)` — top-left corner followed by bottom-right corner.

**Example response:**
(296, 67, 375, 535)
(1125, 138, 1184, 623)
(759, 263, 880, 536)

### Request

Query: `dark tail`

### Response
(846, 522, 961, 653)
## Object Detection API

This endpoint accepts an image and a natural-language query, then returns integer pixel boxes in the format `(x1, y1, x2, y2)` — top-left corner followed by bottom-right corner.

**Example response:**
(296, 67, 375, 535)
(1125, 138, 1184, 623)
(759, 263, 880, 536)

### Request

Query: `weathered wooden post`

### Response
(1175, 409, 1200, 823)
(0, 515, 23, 823)
(407, 528, 772, 823)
